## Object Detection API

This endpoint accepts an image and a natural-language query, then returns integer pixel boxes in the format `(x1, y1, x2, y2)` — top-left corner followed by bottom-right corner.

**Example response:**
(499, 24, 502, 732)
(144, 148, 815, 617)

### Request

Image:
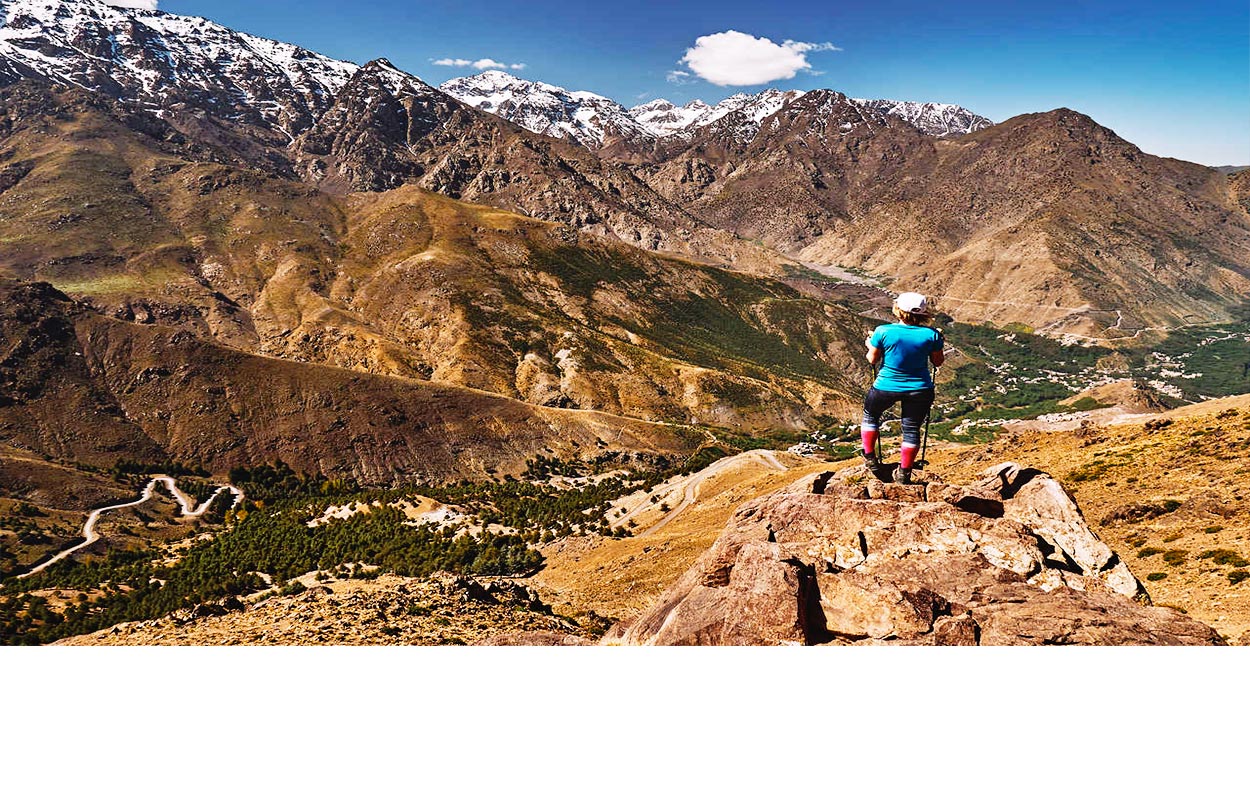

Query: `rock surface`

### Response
(606, 463, 1223, 646)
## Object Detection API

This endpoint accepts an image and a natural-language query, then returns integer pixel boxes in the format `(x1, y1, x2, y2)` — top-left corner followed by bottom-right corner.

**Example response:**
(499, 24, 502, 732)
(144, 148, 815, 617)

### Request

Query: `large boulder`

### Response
(607, 463, 1222, 646)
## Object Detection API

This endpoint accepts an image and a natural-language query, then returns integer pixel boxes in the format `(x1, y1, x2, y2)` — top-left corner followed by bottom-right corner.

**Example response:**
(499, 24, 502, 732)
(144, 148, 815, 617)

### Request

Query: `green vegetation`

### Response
(0, 499, 544, 645)
(0, 446, 736, 644)
(913, 318, 1250, 444)
(1146, 572, 1168, 582)
(227, 461, 358, 503)
(1198, 549, 1250, 568)
(110, 459, 208, 479)
(1126, 321, 1250, 402)
(1067, 460, 1124, 483)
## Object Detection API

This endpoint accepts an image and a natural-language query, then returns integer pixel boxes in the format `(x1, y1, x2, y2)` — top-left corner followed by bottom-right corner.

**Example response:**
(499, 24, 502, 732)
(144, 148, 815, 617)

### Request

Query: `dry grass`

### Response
(525, 454, 832, 621)
(928, 394, 1250, 643)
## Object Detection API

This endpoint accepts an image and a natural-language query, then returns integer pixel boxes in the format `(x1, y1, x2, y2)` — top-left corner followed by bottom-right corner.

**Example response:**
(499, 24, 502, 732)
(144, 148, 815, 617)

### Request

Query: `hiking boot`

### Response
(893, 467, 913, 485)
(861, 450, 887, 480)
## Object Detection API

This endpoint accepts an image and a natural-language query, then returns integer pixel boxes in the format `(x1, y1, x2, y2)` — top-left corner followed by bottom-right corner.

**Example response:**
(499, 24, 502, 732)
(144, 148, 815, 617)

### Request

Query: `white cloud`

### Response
(108, 1, 159, 9)
(432, 57, 525, 71)
(679, 30, 840, 86)
(666, 70, 691, 84)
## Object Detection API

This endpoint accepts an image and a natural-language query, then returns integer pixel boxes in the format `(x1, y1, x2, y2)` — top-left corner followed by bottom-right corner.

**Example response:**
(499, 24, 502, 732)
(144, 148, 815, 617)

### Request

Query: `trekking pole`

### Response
(919, 364, 939, 470)
(870, 361, 881, 460)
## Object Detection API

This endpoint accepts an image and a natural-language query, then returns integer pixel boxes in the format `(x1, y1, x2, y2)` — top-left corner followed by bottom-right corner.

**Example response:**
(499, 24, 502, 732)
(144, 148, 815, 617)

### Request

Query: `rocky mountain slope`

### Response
(0, 0, 355, 146)
(932, 393, 1250, 642)
(639, 93, 1250, 333)
(58, 573, 598, 646)
(289, 60, 773, 265)
(851, 98, 990, 138)
(0, 1, 777, 262)
(439, 70, 655, 150)
(2, 1, 1246, 337)
(52, 452, 1232, 646)
(0, 81, 870, 430)
(27, 396, 1248, 646)
(0, 279, 702, 481)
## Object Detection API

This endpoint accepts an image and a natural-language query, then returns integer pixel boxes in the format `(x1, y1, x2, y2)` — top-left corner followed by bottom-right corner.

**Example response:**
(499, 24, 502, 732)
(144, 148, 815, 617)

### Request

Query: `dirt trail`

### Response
(18, 477, 243, 578)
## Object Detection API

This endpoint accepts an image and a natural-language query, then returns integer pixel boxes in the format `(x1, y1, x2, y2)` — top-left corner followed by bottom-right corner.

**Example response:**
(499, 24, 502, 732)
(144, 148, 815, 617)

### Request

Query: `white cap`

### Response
(894, 292, 929, 314)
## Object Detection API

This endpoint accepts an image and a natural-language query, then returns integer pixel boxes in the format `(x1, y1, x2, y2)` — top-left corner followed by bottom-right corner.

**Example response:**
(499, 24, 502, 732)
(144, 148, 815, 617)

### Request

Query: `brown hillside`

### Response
(0, 279, 701, 482)
(635, 96, 1250, 334)
(290, 60, 787, 268)
(801, 110, 1250, 335)
(0, 82, 867, 430)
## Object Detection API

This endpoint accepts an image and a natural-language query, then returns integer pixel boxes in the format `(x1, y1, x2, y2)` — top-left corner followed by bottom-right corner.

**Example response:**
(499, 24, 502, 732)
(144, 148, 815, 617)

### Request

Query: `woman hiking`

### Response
(861, 292, 945, 484)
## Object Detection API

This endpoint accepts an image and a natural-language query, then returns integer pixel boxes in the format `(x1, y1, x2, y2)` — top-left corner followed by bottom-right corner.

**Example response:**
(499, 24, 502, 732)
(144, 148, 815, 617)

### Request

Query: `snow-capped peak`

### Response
(630, 87, 990, 142)
(441, 70, 654, 149)
(357, 57, 438, 98)
(850, 98, 992, 137)
(629, 89, 805, 141)
(0, 0, 358, 136)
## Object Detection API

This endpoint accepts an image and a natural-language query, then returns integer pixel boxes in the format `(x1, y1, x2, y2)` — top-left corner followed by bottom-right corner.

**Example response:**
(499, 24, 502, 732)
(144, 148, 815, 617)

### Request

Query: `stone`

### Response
(814, 571, 898, 640)
(934, 614, 980, 646)
(610, 536, 814, 646)
(609, 465, 1220, 646)
(971, 585, 1224, 646)
(867, 481, 926, 501)
(925, 482, 1005, 518)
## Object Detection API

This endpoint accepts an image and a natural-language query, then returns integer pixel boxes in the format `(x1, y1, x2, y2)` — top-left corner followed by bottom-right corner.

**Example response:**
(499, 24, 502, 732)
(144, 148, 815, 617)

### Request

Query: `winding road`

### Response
(18, 476, 243, 579)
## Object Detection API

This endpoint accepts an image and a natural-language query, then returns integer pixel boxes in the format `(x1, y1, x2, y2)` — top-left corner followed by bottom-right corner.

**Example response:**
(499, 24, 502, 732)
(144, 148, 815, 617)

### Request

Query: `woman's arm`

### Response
(865, 336, 883, 366)
(930, 349, 945, 367)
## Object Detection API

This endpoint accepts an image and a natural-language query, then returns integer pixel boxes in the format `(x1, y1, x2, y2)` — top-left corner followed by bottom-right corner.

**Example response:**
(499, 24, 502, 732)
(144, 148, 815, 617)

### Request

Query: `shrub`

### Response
(1162, 550, 1187, 566)
(1137, 547, 1165, 558)
(1198, 549, 1250, 567)
(1146, 572, 1168, 582)
(1230, 571, 1250, 585)
(1068, 462, 1111, 482)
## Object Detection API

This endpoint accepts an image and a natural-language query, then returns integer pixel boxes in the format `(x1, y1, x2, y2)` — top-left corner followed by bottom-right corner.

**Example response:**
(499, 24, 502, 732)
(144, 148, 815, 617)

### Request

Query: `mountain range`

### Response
(439, 70, 992, 150)
(0, 0, 1247, 481)
(1, 1, 1245, 335)
(2, 0, 1249, 652)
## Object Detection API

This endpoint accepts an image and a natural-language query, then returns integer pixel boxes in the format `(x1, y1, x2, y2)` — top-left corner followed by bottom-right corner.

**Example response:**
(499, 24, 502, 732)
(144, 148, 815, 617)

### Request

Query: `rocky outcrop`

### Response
(607, 463, 1223, 646)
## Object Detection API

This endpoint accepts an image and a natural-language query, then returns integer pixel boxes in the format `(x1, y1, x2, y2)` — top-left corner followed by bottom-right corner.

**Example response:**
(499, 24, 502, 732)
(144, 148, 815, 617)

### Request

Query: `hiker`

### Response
(861, 292, 945, 484)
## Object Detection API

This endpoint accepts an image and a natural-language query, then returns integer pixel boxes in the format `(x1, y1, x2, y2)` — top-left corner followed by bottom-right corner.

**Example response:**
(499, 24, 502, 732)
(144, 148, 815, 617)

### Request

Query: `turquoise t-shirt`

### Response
(870, 323, 943, 391)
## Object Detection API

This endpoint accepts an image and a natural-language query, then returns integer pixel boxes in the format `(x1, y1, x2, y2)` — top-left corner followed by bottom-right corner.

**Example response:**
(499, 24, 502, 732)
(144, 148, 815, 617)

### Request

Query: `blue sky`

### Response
(162, 0, 1249, 165)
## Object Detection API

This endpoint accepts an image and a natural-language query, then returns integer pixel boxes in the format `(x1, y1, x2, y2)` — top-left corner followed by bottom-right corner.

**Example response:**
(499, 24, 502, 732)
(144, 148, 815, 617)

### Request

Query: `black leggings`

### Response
(862, 387, 935, 446)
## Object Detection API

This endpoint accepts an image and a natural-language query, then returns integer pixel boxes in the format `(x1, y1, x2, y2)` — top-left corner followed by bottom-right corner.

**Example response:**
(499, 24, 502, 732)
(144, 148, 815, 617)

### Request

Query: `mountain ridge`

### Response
(0, 0, 1247, 338)
(441, 69, 992, 149)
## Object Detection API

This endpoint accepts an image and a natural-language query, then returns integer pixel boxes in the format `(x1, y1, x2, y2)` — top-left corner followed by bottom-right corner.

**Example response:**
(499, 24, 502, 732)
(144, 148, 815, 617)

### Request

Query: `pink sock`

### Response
(900, 444, 918, 470)
(862, 429, 879, 456)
